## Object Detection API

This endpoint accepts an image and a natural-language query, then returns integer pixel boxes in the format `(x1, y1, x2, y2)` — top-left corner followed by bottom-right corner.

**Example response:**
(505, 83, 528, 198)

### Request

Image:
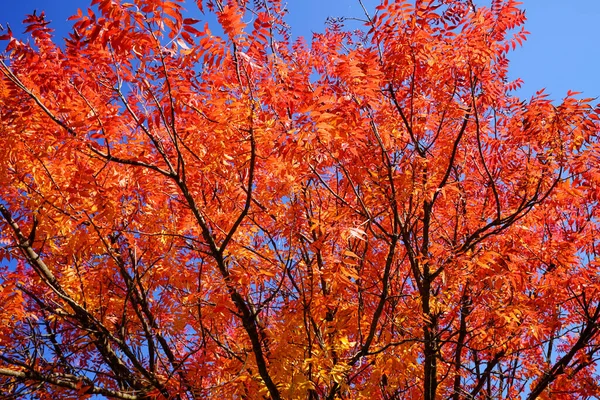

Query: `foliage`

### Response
(0, 0, 599, 399)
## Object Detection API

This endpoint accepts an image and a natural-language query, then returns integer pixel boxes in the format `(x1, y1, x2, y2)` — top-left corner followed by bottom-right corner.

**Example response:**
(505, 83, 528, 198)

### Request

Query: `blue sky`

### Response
(2, 0, 599, 100)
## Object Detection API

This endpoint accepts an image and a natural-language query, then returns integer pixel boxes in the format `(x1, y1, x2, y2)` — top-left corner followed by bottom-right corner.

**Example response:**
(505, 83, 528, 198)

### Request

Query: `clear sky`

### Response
(2, 0, 599, 100)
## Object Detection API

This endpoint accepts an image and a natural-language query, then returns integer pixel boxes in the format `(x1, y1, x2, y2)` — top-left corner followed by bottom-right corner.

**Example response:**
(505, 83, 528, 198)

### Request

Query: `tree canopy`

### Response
(1, 0, 599, 399)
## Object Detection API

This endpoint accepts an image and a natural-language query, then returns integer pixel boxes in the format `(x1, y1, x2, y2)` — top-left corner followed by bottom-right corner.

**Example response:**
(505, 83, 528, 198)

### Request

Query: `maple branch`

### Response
(155, 39, 183, 175)
(175, 175, 282, 399)
(368, 113, 401, 234)
(434, 108, 471, 201)
(220, 127, 256, 253)
(114, 87, 177, 176)
(479, 108, 502, 221)
(0, 205, 165, 396)
(357, 0, 385, 64)
(88, 145, 173, 177)
(451, 288, 471, 400)
(0, 60, 76, 137)
(84, 218, 194, 394)
(309, 161, 388, 238)
(527, 302, 600, 399)
(458, 165, 563, 254)
(142, 78, 185, 176)
(0, 205, 59, 291)
(0, 368, 139, 400)
(329, 238, 403, 399)
(16, 285, 75, 373)
(188, 103, 220, 124)
(123, 249, 187, 379)
(350, 237, 398, 365)
(388, 84, 423, 157)
(70, 81, 112, 157)
(469, 350, 506, 398)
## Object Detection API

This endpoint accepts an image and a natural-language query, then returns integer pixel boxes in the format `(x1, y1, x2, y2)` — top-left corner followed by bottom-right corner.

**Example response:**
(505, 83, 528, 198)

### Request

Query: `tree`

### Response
(0, 0, 599, 398)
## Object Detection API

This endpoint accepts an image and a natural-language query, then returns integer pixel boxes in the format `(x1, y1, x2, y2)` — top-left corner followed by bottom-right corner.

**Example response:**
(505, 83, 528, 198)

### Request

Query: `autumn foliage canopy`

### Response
(0, 0, 599, 398)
